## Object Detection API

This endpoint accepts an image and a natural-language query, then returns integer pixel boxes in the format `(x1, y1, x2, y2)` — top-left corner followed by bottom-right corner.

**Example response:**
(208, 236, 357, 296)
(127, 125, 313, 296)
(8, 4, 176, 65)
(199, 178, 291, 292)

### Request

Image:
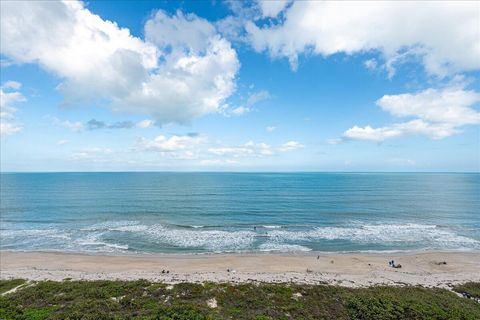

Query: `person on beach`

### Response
(389, 260, 402, 268)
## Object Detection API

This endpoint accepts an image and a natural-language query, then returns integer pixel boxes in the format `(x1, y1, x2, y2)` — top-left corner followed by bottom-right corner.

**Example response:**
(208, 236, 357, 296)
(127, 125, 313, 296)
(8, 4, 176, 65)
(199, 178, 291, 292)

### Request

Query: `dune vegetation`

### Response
(1, 279, 479, 319)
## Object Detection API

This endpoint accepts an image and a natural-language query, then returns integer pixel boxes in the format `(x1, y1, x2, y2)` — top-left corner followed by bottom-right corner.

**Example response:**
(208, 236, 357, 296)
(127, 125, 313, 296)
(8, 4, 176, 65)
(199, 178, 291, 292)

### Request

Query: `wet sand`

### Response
(1, 251, 479, 288)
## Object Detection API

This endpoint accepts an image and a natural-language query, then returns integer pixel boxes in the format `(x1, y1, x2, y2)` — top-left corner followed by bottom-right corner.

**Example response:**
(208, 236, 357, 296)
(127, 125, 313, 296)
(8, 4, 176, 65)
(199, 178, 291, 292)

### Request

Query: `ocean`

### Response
(1, 172, 479, 254)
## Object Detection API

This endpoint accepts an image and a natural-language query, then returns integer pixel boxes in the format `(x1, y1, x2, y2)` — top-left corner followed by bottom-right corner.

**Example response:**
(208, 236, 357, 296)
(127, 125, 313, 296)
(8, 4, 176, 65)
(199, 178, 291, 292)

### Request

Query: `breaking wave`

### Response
(1, 220, 479, 253)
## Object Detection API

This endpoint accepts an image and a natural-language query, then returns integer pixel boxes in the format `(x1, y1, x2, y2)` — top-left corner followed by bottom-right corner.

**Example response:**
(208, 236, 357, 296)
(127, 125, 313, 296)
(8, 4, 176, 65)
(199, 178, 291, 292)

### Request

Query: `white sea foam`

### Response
(103, 243, 129, 250)
(3, 221, 478, 253)
(96, 222, 480, 252)
(112, 224, 149, 232)
(145, 225, 256, 251)
(258, 243, 312, 252)
(267, 223, 480, 248)
(75, 232, 129, 252)
(109, 223, 256, 251)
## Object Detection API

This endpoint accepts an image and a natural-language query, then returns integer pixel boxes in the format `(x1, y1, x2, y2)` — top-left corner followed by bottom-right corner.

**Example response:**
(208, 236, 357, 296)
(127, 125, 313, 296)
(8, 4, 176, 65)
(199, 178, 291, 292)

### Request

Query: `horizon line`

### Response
(1, 170, 479, 174)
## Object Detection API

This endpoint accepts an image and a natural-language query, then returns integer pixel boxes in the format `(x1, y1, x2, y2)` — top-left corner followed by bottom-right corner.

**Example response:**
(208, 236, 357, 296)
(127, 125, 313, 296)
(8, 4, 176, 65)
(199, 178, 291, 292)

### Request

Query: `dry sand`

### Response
(1, 251, 479, 288)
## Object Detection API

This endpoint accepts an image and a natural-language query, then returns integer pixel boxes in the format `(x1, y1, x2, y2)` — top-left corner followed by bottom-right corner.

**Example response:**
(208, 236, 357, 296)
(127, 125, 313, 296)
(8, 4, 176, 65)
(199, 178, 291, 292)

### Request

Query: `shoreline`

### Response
(1, 250, 479, 288)
(2, 248, 479, 257)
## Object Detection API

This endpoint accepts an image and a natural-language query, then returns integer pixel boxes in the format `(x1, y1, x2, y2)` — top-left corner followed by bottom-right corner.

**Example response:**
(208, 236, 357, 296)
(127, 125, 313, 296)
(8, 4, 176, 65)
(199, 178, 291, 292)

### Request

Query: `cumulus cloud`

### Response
(208, 140, 303, 157)
(342, 87, 480, 142)
(246, 1, 480, 76)
(67, 133, 305, 166)
(133, 134, 304, 162)
(1, 81, 25, 137)
(133, 134, 206, 160)
(257, 0, 291, 18)
(0, 1, 240, 124)
(377, 88, 480, 126)
(144, 10, 215, 53)
(343, 120, 458, 141)
(137, 134, 205, 152)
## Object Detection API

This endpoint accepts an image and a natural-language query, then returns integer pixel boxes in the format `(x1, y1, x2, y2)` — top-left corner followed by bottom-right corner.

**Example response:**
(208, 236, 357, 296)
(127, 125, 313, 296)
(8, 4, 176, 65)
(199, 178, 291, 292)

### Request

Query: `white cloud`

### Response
(344, 120, 459, 141)
(209, 140, 303, 157)
(0, 82, 25, 137)
(137, 135, 206, 156)
(246, 1, 480, 76)
(0, 120, 22, 137)
(377, 88, 480, 126)
(224, 90, 271, 116)
(342, 87, 480, 141)
(215, 15, 246, 44)
(326, 138, 342, 145)
(229, 106, 250, 116)
(277, 140, 304, 152)
(2, 81, 22, 90)
(343, 125, 401, 142)
(0, 1, 240, 124)
(364, 59, 378, 71)
(66, 134, 304, 167)
(136, 119, 154, 129)
(70, 147, 113, 161)
(144, 10, 215, 53)
(52, 118, 84, 132)
(133, 133, 207, 160)
(57, 139, 69, 145)
(246, 90, 270, 106)
(258, 0, 291, 18)
(52, 117, 156, 131)
(209, 141, 273, 157)
(266, 126, 276, 132)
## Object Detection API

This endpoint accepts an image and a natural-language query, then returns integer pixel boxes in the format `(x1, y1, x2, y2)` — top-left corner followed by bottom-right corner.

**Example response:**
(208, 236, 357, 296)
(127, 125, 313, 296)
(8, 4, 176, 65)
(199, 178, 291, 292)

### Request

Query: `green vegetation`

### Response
(453, 282, 480, 299)
(0, 279, 478, 319)
(0, 279, 26, 295)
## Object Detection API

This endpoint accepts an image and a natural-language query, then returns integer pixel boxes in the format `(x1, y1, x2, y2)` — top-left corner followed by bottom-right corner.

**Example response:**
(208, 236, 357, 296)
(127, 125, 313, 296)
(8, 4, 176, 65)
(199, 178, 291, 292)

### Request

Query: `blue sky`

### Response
(1, 0, 479, 172)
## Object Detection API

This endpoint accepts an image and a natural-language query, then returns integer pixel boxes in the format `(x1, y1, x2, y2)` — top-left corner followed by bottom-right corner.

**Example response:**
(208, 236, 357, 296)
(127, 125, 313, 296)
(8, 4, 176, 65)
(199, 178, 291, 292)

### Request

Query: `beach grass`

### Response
(1, 280, 479, 319)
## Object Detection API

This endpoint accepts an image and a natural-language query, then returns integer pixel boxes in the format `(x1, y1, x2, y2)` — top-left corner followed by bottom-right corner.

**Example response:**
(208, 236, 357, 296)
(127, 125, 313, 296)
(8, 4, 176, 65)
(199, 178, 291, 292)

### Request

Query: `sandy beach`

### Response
(1, 251, 479, 288)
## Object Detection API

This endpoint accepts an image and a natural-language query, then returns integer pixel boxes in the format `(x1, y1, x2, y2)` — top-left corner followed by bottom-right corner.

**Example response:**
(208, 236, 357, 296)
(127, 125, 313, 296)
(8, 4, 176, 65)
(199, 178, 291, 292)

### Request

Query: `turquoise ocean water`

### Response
(1, 173, 479, 254)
